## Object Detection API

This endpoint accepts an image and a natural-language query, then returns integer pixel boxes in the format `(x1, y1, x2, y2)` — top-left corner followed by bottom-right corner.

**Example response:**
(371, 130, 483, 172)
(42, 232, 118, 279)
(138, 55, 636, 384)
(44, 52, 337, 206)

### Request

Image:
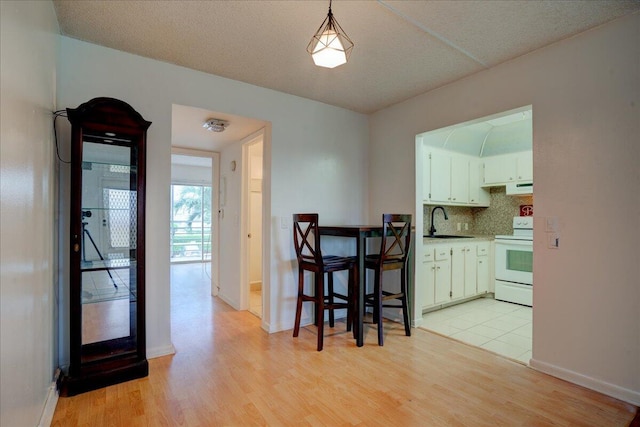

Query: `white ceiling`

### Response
(172, 104, 267, 152)
(52, 0, 639, 150)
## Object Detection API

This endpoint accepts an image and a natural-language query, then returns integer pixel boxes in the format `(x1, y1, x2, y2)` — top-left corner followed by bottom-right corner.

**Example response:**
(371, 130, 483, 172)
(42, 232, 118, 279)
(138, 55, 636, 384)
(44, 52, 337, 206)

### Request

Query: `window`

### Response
(170, 184, 211, 262)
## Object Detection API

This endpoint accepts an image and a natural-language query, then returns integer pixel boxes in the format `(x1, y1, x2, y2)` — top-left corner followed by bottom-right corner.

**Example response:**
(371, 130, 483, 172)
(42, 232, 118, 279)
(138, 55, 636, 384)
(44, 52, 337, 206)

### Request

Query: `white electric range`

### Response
(494, 216, 533, 306)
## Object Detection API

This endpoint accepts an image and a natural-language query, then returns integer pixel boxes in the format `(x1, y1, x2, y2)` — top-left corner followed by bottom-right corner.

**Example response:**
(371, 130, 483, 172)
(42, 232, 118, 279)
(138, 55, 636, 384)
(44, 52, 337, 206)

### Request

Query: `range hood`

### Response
(506, 182, 533, 195)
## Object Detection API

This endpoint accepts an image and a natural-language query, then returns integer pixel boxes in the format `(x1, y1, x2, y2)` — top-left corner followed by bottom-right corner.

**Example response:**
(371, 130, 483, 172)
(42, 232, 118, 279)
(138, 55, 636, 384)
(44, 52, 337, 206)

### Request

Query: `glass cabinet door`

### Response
(80, 141, 137, 356)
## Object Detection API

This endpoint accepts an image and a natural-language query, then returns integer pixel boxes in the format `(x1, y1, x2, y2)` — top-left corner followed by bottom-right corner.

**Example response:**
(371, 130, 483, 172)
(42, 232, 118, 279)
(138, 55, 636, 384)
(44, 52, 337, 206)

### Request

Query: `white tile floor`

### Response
(421, 297, 532, 364)
(81, 269, 131, 304)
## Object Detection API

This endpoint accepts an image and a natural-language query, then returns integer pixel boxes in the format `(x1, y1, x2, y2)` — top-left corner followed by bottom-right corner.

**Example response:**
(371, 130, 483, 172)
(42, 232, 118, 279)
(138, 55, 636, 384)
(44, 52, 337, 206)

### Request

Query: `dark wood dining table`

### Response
(318, 225, 385, 347)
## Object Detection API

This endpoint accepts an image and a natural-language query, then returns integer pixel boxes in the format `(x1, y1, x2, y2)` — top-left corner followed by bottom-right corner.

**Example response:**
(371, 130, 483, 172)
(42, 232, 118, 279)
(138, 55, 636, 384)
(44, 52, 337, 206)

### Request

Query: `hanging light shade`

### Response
(307, 0, 353, 69)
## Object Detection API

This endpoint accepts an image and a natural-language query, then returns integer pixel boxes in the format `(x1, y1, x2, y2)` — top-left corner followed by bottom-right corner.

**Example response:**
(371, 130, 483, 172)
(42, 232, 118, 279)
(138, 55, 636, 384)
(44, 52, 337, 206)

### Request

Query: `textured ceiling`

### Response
(52, 0, 640, 115)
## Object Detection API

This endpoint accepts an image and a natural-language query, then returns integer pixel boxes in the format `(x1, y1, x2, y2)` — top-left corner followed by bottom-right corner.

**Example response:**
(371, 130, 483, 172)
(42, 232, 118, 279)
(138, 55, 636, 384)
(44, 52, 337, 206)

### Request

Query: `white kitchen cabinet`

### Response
(422, 240, 492, 310)
(421, 248, 435, 307)
(450, 155, 470, 204)
(468, 158, 490, 206)
(476, 242, 490, 293)
(433, 246, 452, 304)
(482, 151, 533, 186)
(477, 256, 490, 293)
(424, 147, 489, 206)
(451, 244, 477, 299)
(421, 246, 451, 307)
(429, 149, 451, 203)
(515, 151, 533, 182)
(483, 154, 517, 185)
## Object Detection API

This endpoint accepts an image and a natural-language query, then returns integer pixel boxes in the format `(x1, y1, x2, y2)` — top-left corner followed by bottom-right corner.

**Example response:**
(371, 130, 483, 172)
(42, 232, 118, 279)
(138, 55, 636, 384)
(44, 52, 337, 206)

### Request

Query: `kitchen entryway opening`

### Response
(414, 105, 534, 364)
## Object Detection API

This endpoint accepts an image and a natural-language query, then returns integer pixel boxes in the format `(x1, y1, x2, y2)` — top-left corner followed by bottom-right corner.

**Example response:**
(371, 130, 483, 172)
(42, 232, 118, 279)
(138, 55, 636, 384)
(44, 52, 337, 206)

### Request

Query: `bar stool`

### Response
(364, 213, 412, 346)
(292, 213, 357, 351)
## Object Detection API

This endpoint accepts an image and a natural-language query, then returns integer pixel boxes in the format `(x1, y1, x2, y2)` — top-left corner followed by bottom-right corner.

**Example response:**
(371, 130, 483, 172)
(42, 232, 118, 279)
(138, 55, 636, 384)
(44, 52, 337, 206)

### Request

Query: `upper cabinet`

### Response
(482, 150, 533, 186)
(423, 147, 490, 207)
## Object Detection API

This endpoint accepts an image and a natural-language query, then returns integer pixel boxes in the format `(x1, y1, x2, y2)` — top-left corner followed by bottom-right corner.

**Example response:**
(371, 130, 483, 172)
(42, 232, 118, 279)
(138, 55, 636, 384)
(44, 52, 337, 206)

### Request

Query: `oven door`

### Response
(495, 239, 533, 285)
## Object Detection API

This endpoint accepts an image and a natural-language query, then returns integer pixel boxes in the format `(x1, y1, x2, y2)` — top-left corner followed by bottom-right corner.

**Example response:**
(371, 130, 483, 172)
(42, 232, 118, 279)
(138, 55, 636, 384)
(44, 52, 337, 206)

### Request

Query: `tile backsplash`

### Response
(424, 187, 533, 236)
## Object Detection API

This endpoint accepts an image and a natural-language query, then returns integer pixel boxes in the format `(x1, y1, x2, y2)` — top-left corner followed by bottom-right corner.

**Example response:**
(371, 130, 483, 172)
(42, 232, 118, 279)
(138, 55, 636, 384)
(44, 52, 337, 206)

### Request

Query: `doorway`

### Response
(414, 106, 534, 364)
(170, 148, 220, 297)
(242, 134, 263, 318)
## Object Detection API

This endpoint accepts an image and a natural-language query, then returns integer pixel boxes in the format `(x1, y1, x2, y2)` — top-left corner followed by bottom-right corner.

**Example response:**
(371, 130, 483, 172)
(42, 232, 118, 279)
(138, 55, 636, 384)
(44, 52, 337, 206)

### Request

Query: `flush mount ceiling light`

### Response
(203, 118, 230, 132)
(307, 0, 354, 69)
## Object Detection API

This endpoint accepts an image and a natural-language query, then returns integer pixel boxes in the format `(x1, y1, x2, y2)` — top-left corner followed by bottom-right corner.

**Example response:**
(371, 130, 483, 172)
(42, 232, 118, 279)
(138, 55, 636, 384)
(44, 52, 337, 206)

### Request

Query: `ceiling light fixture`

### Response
(307, 0, 353, 69)
(203, 118, 230, 132)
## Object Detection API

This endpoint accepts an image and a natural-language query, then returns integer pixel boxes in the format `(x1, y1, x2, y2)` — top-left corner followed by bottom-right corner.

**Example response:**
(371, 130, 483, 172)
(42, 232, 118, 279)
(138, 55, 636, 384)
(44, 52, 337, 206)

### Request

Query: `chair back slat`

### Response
(293, 213, 322, 265)
(379, 214, 412, 264)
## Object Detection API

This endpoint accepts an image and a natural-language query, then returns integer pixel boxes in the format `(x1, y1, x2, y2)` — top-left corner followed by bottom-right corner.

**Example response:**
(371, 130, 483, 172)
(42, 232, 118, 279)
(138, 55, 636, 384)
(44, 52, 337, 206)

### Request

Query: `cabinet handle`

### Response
(452, 197, 456, 200)
(518, 176, 522, 179)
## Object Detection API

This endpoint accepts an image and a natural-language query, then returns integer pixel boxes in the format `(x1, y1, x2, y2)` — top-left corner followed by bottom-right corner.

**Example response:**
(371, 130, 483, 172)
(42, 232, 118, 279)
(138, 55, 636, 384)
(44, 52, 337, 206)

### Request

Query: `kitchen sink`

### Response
(424, 234, 473, 239)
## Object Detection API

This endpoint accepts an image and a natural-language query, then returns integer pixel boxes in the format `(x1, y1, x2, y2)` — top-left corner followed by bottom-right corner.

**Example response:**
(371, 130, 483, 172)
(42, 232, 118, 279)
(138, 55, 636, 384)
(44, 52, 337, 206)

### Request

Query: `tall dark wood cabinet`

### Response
(59, 98, 151, 396)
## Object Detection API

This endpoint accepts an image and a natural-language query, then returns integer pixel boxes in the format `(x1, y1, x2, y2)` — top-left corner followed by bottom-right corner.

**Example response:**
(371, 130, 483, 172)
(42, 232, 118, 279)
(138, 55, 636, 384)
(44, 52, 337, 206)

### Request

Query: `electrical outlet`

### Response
(548, 233, 559, 249)
(464, 223, 469, 231)
(457, 223, 461, 231)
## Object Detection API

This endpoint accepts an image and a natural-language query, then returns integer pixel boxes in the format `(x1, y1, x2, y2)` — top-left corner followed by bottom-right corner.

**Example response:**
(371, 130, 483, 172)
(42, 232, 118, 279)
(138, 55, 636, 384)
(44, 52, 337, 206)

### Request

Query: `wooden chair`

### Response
(364, 214, 412, 346)
(292, 213, 357, 351)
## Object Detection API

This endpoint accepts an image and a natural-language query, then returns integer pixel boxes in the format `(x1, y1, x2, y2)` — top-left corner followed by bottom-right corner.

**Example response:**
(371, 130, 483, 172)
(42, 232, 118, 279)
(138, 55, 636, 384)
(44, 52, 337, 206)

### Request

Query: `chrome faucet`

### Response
(428, 206, 448, 236)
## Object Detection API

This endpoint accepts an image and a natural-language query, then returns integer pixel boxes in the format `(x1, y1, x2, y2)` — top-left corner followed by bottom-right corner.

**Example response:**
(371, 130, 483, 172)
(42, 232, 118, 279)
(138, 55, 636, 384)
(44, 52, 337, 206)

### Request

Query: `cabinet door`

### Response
(450, 155, 469, 204)
(450, 245, 466, 299)
(429, 150, 451, 203)
(477, 256, 490, 293)
(422, 261, 436, 308)
(469, 159, 490, 206)
(434, 258, 451, 304)
(463, 246, 478, 296)
(483, 154, 516, 185)
(422, 150, 431, 202)
(516, 151, 533, 182)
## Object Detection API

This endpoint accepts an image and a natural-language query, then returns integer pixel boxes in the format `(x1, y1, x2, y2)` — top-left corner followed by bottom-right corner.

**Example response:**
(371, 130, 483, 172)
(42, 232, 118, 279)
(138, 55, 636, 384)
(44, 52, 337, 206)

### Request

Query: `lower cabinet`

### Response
(422, 240, 492, 310)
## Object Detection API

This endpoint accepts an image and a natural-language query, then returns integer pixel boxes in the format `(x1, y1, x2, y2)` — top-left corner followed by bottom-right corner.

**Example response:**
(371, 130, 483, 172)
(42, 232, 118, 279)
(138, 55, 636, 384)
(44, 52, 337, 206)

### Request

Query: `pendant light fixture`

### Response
(307, 0, 353, 69)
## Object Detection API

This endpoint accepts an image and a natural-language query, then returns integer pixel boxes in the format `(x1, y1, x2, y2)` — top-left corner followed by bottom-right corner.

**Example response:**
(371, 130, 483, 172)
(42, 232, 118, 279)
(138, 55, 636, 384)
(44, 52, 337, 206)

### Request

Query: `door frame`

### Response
(240, 132, 264, 315)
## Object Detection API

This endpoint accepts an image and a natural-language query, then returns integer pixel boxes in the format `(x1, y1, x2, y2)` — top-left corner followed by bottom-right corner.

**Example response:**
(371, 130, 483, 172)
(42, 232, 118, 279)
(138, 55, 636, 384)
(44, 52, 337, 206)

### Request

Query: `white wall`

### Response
(171, 164, 212, 184)
(370, 14, 640, 405)
(0, 1, 59, 426)
(56, 37, 369, 362)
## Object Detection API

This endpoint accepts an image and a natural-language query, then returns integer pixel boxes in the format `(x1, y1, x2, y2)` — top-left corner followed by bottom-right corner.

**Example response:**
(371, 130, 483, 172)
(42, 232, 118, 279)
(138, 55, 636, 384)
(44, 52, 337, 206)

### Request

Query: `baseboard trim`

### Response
(529, 358, 640, 406)
(147, 344, 176, 359)
(218, 293, 240, 310)
(38, 376, 59, 427)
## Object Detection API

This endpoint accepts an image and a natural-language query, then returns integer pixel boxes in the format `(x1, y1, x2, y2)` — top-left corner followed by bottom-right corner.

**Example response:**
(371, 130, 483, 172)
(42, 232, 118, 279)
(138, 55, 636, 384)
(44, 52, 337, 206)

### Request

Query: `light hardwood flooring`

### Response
(52, 264, 637, 426)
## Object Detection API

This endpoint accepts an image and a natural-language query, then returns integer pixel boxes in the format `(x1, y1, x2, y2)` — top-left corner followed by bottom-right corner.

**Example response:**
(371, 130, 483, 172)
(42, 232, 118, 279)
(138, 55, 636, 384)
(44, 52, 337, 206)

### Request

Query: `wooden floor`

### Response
(52, 266, 637, 426)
